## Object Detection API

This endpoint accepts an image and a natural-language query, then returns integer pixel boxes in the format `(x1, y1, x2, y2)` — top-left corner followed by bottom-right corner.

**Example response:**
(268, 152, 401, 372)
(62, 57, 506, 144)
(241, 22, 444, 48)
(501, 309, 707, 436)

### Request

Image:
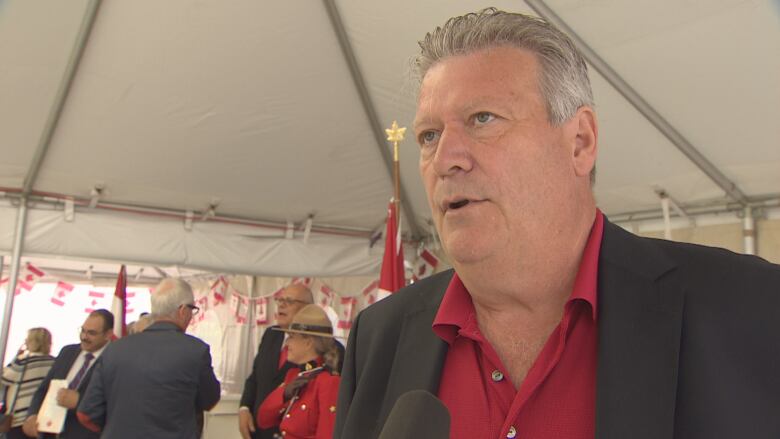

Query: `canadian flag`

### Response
(211, 277, 228, 306)
(20, 262, 45, 285)
(291, 277, 312, 287)
(254, 297, 268, 326)
(411, 248, 439, 282)
(193, 296, 208, 323)
(337, 297, 357, 329)
(5, 263, 46, 295)
(236, 295, 249, 325)
(378, 201, 405, 301)
(319, 284, 334, 308)
(111, 265, 127, 338)
(361, 280, 380, 307)
(84, 291, 106, 313)
(50, 281, 74, 307)
(230, 294, 240, 315)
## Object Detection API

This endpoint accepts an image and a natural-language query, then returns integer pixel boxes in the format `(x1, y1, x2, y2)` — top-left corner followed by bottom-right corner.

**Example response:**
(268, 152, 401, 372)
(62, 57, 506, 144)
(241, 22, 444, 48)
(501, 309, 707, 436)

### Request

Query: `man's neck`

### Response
(456, 205, 597, 319)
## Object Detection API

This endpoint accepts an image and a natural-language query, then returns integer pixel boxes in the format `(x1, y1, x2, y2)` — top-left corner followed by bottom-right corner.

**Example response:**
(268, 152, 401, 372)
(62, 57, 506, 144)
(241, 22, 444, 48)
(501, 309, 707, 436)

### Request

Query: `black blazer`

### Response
(240, 326, 346, 439)
(27, 344, 100, 439)
(335, 219, 780, 439)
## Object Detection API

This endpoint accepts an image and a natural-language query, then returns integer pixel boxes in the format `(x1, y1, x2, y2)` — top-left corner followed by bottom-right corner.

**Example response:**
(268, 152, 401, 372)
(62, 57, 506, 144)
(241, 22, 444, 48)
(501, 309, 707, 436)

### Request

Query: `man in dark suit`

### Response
(335, 8, 780, 439)
(23, 309, 114, 439)
(239, 284, 331, 439)
(76, 278, 220, 439)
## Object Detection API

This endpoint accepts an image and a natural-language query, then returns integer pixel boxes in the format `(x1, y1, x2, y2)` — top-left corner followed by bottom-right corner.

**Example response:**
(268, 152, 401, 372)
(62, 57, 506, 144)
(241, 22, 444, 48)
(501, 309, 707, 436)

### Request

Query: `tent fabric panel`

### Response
(0, 204, 381, 277)
(0, 0, 90, 188)
(31, 0, 394, 229)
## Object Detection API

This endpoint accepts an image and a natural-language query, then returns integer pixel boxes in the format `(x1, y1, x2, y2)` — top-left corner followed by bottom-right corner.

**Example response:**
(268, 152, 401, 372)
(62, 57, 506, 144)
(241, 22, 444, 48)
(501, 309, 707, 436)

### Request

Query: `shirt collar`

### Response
(432, 210, 604, 341)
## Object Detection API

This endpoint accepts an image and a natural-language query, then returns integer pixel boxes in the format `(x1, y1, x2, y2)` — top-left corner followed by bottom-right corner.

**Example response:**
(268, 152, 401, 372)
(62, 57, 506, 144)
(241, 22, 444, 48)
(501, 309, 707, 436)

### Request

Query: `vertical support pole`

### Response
(661, 196, 672, 240)
(0, 197, 29, 363)
(743, 207, 756, 255)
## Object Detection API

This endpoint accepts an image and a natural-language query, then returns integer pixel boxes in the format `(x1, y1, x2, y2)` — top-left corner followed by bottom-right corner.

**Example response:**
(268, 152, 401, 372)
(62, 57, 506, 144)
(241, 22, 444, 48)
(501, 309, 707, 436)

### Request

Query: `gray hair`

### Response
(414, 7, 594, 126)
(151, 278, 194, 319)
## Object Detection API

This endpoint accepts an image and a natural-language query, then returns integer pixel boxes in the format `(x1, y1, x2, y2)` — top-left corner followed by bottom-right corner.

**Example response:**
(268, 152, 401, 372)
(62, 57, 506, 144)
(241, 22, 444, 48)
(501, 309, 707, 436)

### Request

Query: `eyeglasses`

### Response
(183, 303, 200, 315)
(79, 327, 104, 337)
(274, 297, 308, 306)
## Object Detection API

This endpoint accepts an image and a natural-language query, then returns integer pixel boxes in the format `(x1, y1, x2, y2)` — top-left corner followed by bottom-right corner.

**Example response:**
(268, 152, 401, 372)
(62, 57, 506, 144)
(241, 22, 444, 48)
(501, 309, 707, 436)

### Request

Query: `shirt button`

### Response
(300, 404, 307, 410)
(491, 370, 504, 382)
(506, 426, 517, 438)
(285, 413, 291, 418)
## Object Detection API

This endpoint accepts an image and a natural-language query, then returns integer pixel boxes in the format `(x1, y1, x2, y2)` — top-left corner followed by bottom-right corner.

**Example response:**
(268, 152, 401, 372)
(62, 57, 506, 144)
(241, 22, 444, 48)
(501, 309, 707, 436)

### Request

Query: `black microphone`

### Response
(377, 390, 450, 439)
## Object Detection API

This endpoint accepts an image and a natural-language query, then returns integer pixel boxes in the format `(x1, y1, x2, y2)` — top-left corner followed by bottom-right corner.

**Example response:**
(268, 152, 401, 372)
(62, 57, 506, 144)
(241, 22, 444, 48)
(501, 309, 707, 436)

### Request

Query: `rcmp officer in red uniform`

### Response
(257, 305, 340, 439)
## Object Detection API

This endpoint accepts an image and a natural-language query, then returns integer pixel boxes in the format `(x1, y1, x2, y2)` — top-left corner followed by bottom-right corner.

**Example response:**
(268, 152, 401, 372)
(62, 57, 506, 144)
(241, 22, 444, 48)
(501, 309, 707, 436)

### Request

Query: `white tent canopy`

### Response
(1, 0, 778, 275)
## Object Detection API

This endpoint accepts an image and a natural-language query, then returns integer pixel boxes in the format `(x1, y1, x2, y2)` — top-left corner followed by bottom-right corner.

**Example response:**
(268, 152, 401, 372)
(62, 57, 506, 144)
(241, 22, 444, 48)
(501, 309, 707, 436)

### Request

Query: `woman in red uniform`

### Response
(257, 304, 341, 439)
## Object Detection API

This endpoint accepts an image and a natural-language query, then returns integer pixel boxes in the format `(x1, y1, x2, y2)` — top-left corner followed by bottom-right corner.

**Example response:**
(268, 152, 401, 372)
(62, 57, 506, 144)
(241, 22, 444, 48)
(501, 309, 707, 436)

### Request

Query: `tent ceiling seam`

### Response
(525, 0, 749, 205)
(321, 0, 423, 238)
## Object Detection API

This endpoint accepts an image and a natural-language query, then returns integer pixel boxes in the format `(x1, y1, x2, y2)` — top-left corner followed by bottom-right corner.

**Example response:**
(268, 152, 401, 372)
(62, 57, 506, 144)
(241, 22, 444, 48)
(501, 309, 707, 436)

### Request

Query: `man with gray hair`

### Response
(76, 278, 220, 439)
(335, 8, 780, 439)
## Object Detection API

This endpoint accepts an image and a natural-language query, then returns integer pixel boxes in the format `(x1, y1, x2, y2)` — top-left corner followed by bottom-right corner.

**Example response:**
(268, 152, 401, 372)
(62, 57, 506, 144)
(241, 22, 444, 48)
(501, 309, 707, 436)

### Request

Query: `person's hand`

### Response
(56, 388, 80, 409)
(22, 415, 38, 437)
(238, 408, 255, 439)
(283, 373, 314, 401)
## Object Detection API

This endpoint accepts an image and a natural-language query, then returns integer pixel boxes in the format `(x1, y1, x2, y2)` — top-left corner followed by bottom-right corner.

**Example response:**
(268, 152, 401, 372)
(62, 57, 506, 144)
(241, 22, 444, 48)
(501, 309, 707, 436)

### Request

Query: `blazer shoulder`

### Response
(360, 270, 452, 320)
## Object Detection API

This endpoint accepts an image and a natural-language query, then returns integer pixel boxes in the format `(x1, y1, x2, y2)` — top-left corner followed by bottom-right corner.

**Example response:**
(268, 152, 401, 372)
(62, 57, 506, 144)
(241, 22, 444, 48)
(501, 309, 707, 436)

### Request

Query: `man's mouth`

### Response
(448, 199, 470, 210)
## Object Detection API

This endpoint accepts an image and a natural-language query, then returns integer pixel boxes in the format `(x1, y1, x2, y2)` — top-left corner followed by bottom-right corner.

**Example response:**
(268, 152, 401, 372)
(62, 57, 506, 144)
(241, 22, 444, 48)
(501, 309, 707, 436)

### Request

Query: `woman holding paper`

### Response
(256, 305, 340, 439)
(1, 328, 56, 439)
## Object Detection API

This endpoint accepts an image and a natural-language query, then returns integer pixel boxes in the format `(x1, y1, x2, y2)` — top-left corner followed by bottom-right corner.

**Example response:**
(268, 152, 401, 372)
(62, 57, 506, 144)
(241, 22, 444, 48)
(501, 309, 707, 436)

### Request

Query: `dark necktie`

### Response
(68, 353, 94, 390)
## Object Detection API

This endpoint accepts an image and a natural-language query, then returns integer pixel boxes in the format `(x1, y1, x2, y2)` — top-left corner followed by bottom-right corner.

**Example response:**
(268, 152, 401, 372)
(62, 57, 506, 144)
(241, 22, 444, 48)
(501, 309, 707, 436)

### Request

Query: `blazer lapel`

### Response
(596, 221, 684, 439)
(378, 274, 450, 427)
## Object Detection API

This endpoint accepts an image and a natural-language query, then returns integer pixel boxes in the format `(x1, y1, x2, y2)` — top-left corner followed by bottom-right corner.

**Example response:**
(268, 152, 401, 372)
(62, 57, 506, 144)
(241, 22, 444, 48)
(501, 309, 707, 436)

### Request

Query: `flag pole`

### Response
(385, 120, 406, 210)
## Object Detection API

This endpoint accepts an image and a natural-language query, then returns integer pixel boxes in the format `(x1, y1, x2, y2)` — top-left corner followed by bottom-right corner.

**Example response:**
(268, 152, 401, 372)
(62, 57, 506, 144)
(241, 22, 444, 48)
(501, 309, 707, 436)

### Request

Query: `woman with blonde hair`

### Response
(1, 328, 56, 438)
(257, 305, 340, 439)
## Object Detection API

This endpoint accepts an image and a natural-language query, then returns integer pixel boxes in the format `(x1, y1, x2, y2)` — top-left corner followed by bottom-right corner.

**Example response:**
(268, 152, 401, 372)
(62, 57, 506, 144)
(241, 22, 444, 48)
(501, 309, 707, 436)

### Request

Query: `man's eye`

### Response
(475, 112, 495, 124)
(420, 131, 439, 145)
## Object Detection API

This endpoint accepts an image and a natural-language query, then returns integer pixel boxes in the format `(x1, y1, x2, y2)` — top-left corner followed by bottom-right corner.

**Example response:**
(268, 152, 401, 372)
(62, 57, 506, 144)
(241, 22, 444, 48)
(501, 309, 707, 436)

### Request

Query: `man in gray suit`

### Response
(77, 278, 221, 439)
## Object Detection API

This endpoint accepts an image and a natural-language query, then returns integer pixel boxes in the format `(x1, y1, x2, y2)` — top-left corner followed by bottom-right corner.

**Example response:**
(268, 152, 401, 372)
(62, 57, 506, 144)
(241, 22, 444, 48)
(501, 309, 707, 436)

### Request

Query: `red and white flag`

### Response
(411, 248, 439, 282)
(319, 284, 334, 308)
(84, 290, 107, 313)
(230, 294, 240, 315)
(211, 277, 228, 306)
(6, 263, 46, 295)
(111, 265, 127, 338)
(20, 263, 45, 285)
(236, 295, 249, 325)
(50, 281, 74, 307)
(361, 279, 380, 307)
(378, 201, 405, 300)
(337, 296, 357, 329)
(254, 297, 269, 326)
(194, 295, 208, 323)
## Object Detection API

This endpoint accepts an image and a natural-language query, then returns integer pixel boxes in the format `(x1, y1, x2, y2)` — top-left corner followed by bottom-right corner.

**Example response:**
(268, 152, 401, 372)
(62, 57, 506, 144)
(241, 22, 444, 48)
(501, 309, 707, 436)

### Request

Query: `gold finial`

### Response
(385, 121, 406, 143)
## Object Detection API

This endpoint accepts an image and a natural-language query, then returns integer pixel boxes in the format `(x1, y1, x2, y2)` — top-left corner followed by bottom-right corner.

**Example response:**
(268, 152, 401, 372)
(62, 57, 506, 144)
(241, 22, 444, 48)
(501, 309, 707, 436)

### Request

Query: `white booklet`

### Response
(37, 379, 68, 434)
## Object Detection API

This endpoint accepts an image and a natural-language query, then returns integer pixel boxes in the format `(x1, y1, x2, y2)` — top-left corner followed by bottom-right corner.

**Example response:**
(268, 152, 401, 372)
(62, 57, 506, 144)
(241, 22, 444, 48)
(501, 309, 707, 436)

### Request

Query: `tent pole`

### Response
(0, 197, 29, 363)
(21, 0, 102, 195)
(743, 207, 756, 255)
(321, 0, 422, 238)
(525, 0, 749, 206)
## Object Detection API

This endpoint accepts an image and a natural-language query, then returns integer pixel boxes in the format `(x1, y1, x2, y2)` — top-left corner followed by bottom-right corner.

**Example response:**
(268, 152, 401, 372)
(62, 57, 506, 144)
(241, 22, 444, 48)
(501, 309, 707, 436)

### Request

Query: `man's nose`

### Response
(432, 126, 473, 176)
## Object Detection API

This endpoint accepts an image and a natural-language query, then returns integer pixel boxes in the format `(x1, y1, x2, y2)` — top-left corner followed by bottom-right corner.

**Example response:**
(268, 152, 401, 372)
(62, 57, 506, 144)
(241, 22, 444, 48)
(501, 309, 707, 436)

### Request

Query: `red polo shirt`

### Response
(433, 212, 603, 439)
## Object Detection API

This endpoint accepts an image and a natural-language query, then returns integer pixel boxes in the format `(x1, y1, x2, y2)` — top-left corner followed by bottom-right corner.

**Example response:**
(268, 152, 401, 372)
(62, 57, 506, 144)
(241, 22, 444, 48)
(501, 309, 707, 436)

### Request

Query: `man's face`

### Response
(274, 286, 310, 328)
(80, 315, 112, 352)
(415, 47, 588, 265)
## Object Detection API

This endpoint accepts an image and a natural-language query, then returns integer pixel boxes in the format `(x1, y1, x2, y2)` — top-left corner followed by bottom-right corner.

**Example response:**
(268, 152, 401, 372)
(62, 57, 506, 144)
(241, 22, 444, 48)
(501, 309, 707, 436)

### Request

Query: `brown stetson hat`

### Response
(272, 304, 334, 338)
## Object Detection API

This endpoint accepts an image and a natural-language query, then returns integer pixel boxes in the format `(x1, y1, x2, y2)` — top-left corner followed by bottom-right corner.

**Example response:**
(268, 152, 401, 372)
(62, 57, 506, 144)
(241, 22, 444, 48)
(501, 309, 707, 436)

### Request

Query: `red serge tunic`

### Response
(257, 366, 340, 439)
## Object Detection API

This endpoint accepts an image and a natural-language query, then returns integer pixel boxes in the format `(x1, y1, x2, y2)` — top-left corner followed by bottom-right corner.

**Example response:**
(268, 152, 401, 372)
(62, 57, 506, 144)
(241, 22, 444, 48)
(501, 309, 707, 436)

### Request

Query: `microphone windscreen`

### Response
(377, 390, 450, 439)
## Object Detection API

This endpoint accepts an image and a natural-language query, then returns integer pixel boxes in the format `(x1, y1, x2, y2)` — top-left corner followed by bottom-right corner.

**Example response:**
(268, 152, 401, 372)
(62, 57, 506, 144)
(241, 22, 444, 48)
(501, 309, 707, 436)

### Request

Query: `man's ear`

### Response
(570, 106, 598, 178)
